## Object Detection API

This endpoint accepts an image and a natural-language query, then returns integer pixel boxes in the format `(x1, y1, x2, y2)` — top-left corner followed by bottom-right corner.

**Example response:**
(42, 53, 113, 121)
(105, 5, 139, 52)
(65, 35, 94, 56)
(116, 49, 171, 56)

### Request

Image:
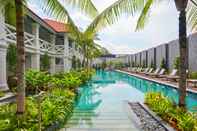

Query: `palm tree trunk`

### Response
(15, 0, 25, 114)
(178, 10, 188, 108)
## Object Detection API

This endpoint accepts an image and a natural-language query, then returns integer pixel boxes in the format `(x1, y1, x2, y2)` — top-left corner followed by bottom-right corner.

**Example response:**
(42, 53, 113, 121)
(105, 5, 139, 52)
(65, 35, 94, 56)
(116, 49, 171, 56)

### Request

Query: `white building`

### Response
(0, 5, 83, 91)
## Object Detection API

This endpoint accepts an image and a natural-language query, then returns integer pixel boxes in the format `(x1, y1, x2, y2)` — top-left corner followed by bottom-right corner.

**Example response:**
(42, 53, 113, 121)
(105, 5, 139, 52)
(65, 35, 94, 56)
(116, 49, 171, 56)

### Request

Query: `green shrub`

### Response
(150, 60, 155, 69)
(40, 52, 50, 72)
(25, 70, 51, 93)
(145, 92, 197, 131)
(7, 44, 17, 75)
(174, 57, 180, 70)
(0, 91, 5, 97)
(0, 89, 75, 131)
(190, 72, 197, 79)
(160, 58, 168, 71)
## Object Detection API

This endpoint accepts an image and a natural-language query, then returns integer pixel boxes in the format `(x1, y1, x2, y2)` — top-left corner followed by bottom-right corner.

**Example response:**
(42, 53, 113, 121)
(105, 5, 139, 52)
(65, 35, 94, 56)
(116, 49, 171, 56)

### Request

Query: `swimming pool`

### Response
(84, 70, 197, 112)
(64, 70, 197, 130)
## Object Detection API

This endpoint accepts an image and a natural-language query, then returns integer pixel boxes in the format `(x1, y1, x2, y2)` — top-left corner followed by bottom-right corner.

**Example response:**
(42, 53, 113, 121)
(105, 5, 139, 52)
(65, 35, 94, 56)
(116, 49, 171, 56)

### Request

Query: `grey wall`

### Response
(127, 33, 197, 71)
(156, 44, 166, 68)
(168, 40, 179, 71)
(147, 48, 155, 67)
(136, 53, 141, 66)
(141, 51, 147, 67)
(188, 33, 197, 71)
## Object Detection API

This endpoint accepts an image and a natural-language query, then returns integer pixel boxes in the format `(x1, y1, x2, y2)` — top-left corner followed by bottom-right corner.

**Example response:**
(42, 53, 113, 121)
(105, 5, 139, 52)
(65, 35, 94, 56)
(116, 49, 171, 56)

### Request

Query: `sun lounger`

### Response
(139, 68, 149, 74)
(136, 67, 143, 73)
(145, 68, 153, 75)
(151, 69, 166, 77)
(165, 69, 179, 81)
(148, 68, 160, 76)
(159, 69, 177, 78)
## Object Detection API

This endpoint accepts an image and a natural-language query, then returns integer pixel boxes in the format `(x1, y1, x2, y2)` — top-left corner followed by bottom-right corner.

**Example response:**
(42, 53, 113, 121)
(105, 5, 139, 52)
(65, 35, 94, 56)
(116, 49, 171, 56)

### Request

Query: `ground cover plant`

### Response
(145, 92, 197, 131)
(0, 68, 95, 130)
(0, 91, 5, 98)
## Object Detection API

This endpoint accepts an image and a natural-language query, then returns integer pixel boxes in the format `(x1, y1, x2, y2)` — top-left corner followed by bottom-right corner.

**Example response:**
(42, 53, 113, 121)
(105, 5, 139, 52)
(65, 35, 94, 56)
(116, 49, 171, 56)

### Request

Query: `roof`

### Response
(44, 19, 70, 33)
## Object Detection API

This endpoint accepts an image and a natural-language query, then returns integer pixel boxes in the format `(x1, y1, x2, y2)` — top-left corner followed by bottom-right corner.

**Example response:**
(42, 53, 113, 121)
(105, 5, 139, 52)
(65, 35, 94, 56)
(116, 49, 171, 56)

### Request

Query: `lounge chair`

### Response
(136, 67, 143, 73)
(148, 68, 160, 76)
(139, 68, 149, 74)
(145, 68, 153, 75)
(151, 68, 166, 78)
(165, 69, 179, 81)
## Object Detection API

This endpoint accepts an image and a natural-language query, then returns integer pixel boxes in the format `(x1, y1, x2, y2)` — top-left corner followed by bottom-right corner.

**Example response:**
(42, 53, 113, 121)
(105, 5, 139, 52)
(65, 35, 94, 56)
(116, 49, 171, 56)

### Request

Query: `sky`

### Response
(28, 0, 181, 54)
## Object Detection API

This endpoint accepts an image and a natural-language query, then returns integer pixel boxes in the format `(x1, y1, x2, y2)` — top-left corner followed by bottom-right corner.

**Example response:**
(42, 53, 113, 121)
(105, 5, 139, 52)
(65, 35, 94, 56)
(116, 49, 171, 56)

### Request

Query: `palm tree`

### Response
(2, 0, 98, 115)
(83, 0, 197, 108)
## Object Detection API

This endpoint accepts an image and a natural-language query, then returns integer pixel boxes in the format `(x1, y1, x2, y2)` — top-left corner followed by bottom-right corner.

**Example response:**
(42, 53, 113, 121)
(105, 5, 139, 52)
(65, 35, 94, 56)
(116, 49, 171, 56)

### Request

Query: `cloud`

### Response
(28, 0, 180, 54)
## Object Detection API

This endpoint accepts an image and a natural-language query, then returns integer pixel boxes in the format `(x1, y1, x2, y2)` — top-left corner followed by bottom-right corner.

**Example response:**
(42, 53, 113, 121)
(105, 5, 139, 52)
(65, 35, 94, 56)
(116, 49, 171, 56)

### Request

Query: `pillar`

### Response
(63, 34, 70, 72)
(31, 23, 40, 70)
(50, 56, 56, 74)
(0, 4, 8, 90)
(50, 34, 56, 74)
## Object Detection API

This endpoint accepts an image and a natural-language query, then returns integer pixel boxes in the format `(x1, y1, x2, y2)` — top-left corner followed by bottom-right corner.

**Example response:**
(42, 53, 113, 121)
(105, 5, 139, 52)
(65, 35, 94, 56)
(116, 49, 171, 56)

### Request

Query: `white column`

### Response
(31, 23, 40, 71)
(63, 34, 70, 72)
(50, 34, 56, 74)
(50, 56, 56, 74)
(0, 4, 8, 90)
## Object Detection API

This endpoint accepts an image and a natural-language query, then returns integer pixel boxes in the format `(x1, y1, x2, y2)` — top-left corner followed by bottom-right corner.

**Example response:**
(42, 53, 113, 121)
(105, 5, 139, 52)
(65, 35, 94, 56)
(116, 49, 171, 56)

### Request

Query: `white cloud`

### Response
(28, 0, 181, 54)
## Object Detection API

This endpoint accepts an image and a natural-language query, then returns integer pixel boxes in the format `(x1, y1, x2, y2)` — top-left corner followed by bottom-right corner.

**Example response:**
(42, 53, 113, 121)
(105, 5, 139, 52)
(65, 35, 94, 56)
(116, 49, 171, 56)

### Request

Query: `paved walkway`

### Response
(61, 102, 140, 131)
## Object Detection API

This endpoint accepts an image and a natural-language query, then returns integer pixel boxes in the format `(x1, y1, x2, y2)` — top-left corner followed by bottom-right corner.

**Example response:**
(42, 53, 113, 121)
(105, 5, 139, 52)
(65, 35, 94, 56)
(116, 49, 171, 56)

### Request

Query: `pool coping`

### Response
(139, 102, 175, 131)
(116, 70, 197, 95)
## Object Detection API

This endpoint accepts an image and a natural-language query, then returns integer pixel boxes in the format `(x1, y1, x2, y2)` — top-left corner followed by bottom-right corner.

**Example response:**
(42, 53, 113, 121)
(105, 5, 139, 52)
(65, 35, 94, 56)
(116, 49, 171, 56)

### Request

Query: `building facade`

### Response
(0, 5, 83, 91)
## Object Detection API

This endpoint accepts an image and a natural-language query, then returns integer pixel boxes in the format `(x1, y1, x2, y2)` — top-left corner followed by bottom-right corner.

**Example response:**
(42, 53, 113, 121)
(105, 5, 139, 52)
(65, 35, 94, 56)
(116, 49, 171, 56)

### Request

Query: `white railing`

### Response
(1, 23, 85, 57)
(39, 39, 53, 52)
(5, 24, 36, 49)
(54, 45, 64, 54)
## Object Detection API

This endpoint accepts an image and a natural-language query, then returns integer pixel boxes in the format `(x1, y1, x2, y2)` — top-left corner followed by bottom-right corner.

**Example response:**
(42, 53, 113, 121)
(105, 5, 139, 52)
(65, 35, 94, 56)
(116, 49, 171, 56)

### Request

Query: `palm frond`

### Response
(35, 0, 80, 36)
(62, 0, 98, 18)
(84, 0, 146, 38)
(188, 0, 197, 31)
(135, 0, 153, 31)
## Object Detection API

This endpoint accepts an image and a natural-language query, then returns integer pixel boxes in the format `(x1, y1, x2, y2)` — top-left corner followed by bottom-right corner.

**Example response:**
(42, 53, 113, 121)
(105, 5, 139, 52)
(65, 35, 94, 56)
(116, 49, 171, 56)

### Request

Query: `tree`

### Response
(160, 58, 167, 70)
(83, 0, 197, 109)
(2, 0, 98, 115)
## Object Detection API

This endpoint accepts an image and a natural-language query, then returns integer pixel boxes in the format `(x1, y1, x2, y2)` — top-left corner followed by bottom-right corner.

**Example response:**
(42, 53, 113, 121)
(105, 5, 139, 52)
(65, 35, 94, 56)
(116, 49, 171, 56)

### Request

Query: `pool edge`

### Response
(115, 70, 197, 95)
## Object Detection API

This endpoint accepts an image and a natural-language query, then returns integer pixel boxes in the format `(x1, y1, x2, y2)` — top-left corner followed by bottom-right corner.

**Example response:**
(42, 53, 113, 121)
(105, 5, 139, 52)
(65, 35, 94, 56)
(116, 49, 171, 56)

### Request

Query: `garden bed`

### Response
(145, 92, 197, 131)
(0, 68, 95, 130)
(129, 102, 172, 131)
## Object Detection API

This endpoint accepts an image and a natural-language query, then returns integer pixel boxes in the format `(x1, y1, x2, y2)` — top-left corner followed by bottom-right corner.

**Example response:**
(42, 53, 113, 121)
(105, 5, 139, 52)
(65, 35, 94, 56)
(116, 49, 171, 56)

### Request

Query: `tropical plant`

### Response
(0, 91, 5, 98)
(142, 60, 146, 68)
(25, 70, 51, 93)
(6, 44, 17, 75)
(190, 72, 197, 79)
(72, 55, 77, 69)
(150, 59, 155, 69)
(174, 56, 180, 70)
(160, 58, 167, 70)
(40, 52, 50, 72)
(85, 0, 197, 108)
(145, 92, 197, 131)
(0, 68, 94, 130)
(1, 0, 98, 115)
(0, 89, 75, 130)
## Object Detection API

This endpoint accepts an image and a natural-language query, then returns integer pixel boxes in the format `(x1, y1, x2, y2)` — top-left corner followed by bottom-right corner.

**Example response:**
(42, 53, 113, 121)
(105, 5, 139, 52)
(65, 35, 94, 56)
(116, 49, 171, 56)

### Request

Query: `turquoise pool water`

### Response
(64, 70, 197, 130)
(78, 70, 197, 112)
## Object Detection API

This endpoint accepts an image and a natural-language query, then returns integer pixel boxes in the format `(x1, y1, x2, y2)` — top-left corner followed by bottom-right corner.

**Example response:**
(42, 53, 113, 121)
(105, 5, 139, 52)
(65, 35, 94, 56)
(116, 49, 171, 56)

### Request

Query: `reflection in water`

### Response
(93, 70, 197, 112)
(70, 83, 102, 127)
(68, 70, 197, 128)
